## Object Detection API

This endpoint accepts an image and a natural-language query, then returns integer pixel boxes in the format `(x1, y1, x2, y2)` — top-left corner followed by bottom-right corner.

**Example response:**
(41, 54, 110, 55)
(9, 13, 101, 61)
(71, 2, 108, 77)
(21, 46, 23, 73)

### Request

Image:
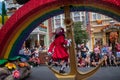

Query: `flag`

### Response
(2, 1, 7, 25)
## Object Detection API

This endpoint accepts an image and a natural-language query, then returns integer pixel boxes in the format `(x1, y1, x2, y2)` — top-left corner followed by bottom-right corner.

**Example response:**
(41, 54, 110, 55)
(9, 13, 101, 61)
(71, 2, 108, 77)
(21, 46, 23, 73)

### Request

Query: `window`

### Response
(92, 13, 101, 20)
(81, 16, 85, 22)
(80, 12, 84, 16)
(55, 15, 60, 19)
(74, 17, 80, 22)
(97, 14, 101, 19)
(92, 13, 97, 20)
(95, 38, 103, 45)
(73, 12, 80, 22)
(55, 19, 60, 25)
(74, 12, 80, 17)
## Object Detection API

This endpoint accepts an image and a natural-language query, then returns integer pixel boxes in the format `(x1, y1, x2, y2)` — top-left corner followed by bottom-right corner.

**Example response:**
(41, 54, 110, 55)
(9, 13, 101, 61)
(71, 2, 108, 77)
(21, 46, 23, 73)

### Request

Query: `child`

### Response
(78, 56, 86, 67)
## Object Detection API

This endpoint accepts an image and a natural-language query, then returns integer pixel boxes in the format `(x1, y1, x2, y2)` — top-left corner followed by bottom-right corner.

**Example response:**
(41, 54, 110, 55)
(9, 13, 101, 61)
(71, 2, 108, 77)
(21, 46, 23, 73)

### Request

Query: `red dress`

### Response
(48, 35, 69, 61)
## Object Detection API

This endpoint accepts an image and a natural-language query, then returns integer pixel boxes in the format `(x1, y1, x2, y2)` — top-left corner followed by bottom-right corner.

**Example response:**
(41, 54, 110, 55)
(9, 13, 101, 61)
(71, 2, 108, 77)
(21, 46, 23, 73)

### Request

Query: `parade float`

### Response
(0, 0, 120, 80)
(0, 56, 31, 80)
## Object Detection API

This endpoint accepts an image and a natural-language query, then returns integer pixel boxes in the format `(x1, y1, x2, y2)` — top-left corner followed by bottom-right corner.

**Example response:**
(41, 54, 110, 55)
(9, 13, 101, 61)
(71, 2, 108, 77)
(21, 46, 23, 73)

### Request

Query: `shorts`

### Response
(81, 53, 86, 58)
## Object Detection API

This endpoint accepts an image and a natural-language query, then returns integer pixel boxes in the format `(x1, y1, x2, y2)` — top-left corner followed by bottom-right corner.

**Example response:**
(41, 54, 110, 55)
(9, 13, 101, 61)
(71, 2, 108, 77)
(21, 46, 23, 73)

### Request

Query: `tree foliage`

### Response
(73, 21, 89, 44)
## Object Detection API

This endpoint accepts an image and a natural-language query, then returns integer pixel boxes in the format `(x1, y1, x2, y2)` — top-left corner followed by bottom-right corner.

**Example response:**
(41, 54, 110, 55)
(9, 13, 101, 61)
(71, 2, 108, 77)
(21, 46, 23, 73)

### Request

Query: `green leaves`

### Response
(73, 21, 89, 44)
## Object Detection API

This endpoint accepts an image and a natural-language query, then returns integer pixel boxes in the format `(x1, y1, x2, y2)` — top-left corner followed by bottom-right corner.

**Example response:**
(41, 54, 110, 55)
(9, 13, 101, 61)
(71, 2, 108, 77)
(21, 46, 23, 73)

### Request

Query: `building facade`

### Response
(90, 12, 120, 50)
(50, 12, 120, 51)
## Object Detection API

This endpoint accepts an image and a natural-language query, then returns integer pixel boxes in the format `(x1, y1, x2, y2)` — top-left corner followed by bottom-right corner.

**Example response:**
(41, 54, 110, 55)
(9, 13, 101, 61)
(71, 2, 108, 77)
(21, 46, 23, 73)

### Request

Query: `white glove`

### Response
(47, 52, 52, 56)
(67, 39, 72, 46)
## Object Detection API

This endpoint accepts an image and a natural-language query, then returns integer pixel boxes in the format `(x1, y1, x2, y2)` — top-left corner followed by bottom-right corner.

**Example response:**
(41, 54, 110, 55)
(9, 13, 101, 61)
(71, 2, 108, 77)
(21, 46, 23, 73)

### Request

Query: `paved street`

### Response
(26, 65, 120, 80)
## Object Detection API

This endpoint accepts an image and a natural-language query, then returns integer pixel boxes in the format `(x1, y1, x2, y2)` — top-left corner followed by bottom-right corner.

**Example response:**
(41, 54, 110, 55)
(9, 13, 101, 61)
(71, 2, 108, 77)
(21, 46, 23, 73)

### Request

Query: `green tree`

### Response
(73, 21, 89, 45)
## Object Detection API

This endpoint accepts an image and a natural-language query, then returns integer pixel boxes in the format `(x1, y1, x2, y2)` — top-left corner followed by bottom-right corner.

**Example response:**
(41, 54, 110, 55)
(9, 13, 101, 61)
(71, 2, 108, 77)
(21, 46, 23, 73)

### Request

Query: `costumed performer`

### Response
(48, 27, 71, 73)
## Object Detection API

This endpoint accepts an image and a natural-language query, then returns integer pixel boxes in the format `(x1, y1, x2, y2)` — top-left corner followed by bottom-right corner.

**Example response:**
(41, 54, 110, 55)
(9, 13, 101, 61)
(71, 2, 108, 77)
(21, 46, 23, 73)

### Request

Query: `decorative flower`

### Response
(96, 20, 102, 24)
(40, 24, 47, 28)
(114, 24, 120, 26)
(5, 63, 16, 70)
(109, 32, 118, 42)
(19, 62, 28, 67)
(64, 18, 73, 26)
(12, 70, 20, 79)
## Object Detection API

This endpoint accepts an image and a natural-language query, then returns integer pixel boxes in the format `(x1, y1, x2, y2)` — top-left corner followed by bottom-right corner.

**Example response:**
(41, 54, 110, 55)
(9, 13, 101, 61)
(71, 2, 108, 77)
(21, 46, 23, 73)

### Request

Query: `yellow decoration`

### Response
(0, 16, 9, 24)
(5, 63, 16, 70)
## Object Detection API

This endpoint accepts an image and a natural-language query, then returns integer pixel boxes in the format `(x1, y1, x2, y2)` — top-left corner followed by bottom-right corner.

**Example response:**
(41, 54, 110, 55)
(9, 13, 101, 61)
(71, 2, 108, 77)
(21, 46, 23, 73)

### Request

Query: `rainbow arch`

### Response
(0, 0, 120, 59)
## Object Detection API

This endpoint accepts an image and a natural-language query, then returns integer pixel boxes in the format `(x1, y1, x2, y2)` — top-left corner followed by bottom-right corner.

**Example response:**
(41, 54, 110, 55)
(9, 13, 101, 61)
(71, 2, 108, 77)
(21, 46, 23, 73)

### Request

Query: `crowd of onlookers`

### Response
(18, 42, 120, 68)
(77, 42, 120, 67)
(19, 45, 46, 67)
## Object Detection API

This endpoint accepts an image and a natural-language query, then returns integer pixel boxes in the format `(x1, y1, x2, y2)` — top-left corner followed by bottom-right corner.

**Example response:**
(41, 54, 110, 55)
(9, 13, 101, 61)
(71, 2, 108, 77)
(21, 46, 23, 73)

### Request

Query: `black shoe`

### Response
(54, 63, 58, 67)
(59, 70, 65, 73)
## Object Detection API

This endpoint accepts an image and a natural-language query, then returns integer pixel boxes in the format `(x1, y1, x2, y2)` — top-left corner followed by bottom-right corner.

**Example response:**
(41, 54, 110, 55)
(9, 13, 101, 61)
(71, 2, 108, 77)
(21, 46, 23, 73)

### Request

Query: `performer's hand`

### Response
(47, 52, 52, 56)
(67, 39, 72, 46)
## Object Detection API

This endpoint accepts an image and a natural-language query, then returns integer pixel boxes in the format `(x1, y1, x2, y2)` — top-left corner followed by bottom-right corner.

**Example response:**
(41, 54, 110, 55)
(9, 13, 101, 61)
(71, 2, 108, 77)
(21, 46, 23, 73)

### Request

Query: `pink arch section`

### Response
(0, 0, 120, 59)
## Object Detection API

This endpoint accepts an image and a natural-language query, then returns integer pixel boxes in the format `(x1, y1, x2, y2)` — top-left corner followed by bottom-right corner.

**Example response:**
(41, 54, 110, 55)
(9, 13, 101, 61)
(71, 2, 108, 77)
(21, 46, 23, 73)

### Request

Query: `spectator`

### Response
(115, 42, 120, 62)
(101, 44, 110, 66)
(19, 47, 31, 62)
(109, 53, 117, 66)
(78, 56, 86, 67)
(80, 43, 89, 58)
(93, 45, 101, 55)
(90, 52, 101, 67)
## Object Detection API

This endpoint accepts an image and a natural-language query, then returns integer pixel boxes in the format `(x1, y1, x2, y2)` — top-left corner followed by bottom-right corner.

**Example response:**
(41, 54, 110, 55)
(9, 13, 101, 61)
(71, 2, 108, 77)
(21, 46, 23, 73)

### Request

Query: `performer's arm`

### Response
(48, 41, 55, 53)
(60, 36, 71, 46)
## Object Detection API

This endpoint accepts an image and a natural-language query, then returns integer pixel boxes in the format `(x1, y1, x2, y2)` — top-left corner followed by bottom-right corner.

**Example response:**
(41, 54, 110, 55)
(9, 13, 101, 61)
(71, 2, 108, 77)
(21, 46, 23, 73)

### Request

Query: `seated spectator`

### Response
(101, 44, 110, 66)
(103, 54, 108, 66)
(109, 54, 117, 66)
(78, 56, 86, 67)
(29, 48, 40, 67)
(90, 52, 101, 67)
(115, 42, 120, 62)
(19, 47, 31, 62)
